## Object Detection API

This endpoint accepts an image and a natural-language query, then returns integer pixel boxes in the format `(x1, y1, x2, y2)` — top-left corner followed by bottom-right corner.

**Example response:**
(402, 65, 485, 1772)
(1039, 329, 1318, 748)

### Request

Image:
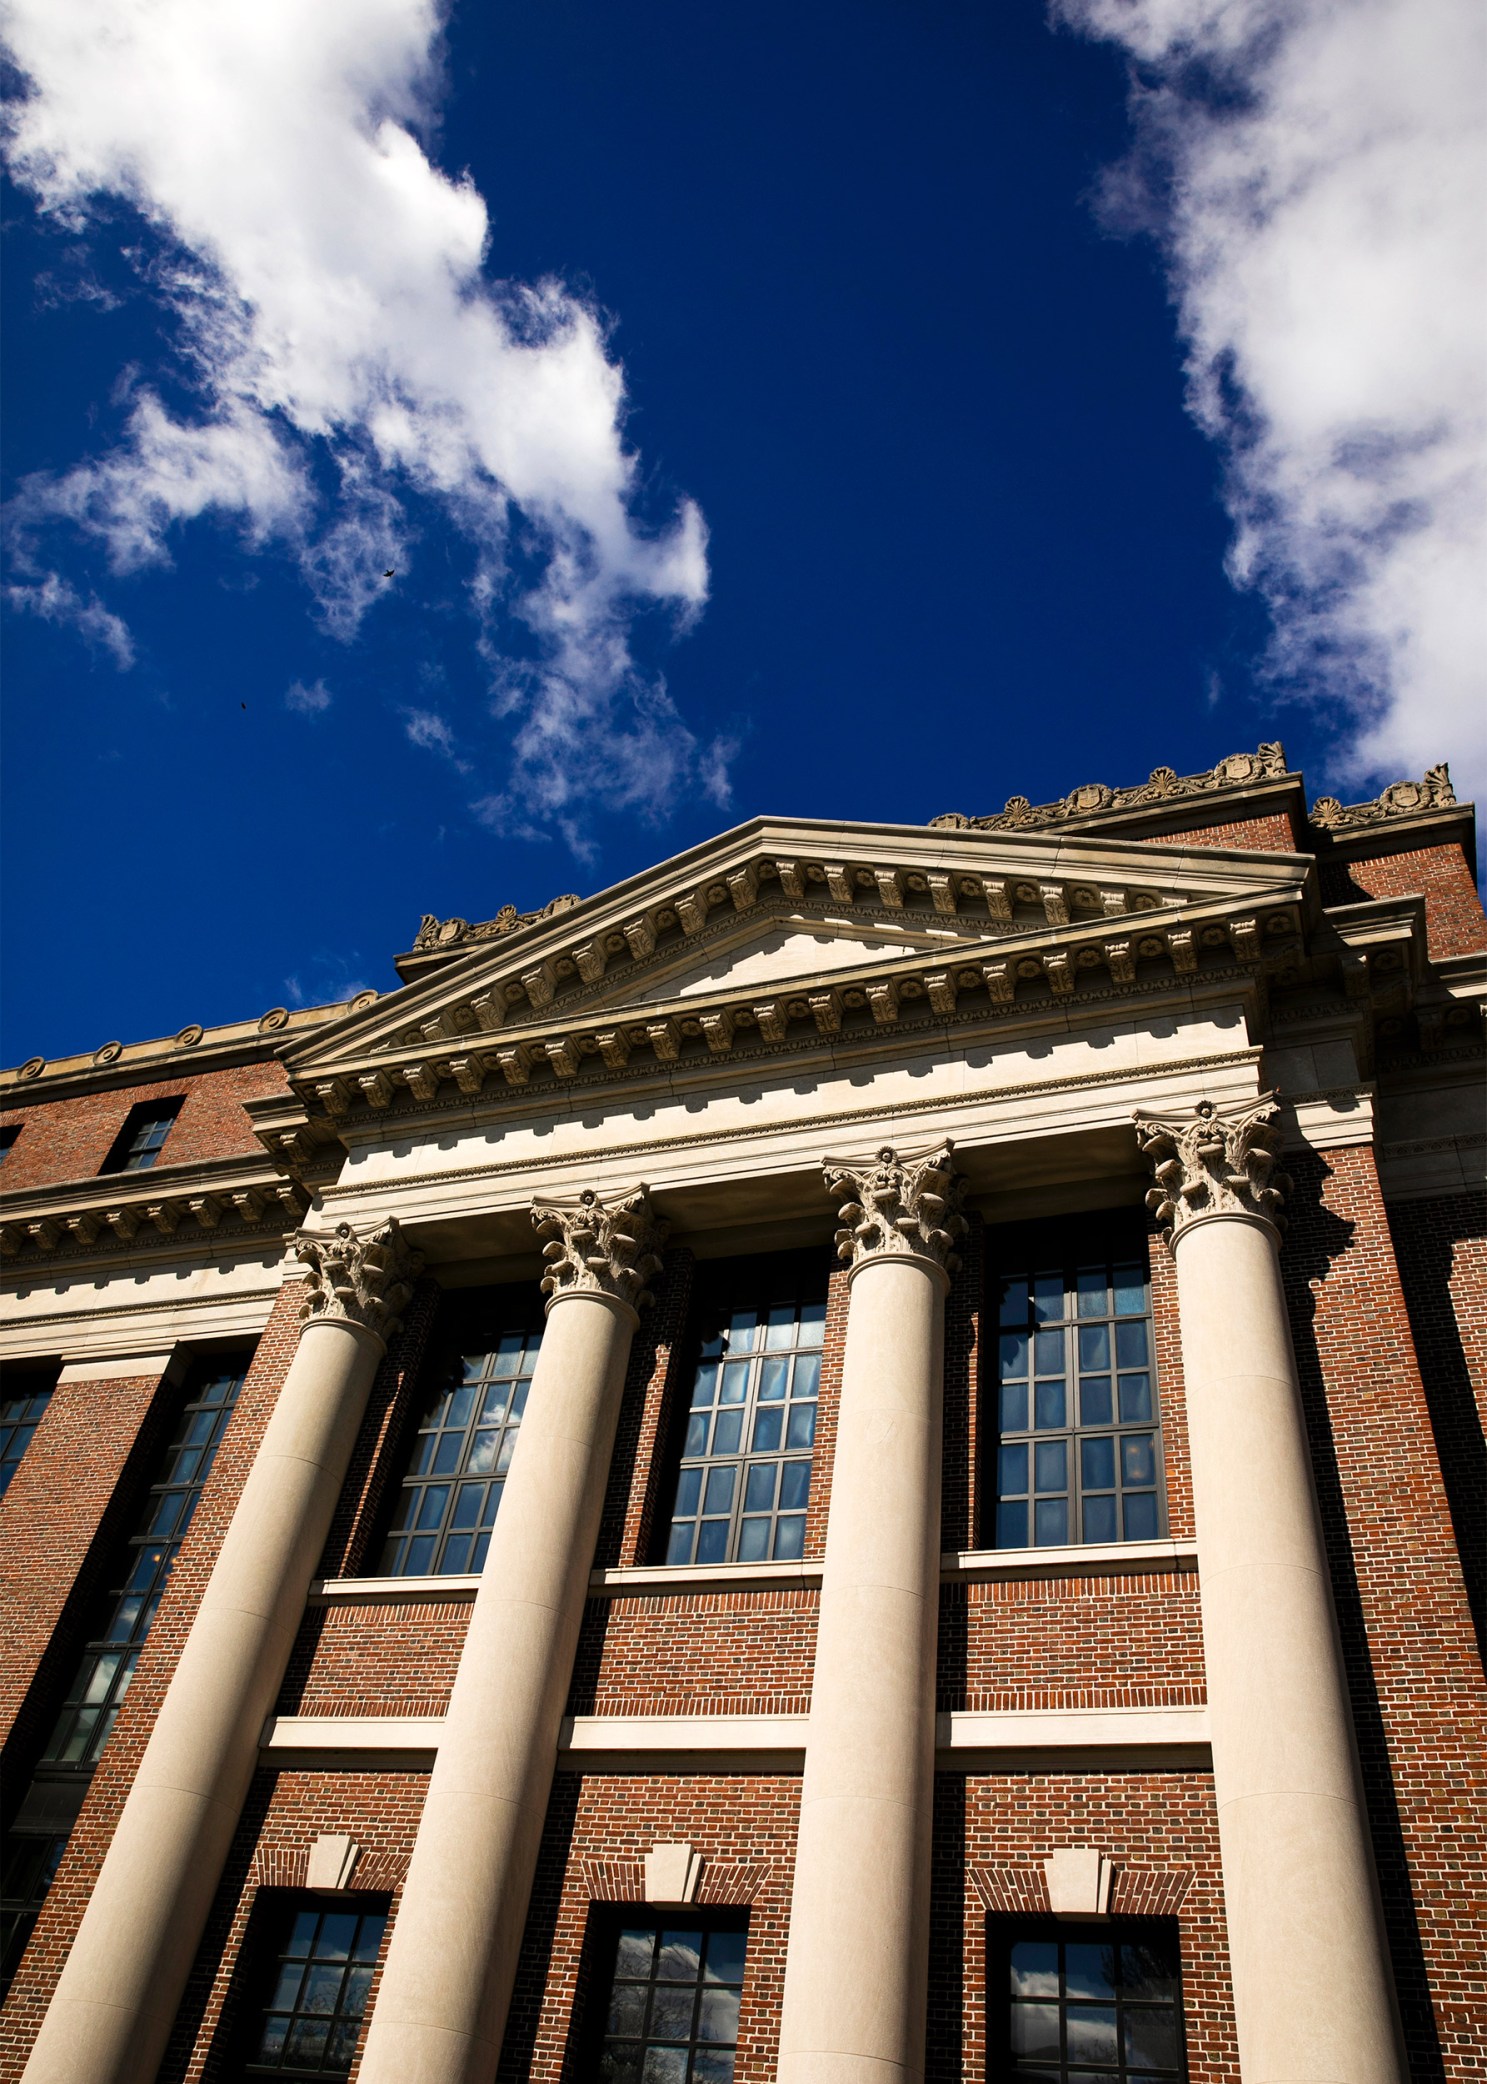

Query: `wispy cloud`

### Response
(2, 0, 720, 830)
(5, 572, 134, 666)
(402, 705, 470, 772)
(285, 676, 332, 715)
(1056, 0, 1487, 799)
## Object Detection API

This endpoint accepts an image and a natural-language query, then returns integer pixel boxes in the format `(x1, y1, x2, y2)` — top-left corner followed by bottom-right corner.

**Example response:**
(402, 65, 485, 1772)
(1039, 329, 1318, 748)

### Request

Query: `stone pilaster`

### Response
(777, 1143, 963, 2084)
(357, 1186, 666, 2084)
(24, 1218, 421, 2084)
(1135, 1097, 1404, 2084)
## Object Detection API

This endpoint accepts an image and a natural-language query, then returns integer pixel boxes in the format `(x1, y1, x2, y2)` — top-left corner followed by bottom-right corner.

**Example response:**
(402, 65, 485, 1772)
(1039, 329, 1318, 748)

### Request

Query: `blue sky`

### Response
(4, 0, 1482, 1063)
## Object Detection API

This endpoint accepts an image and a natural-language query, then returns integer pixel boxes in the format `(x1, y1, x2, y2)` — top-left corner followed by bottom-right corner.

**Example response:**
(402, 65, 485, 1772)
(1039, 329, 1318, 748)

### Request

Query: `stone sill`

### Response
(309, 1539, 1198, 1608)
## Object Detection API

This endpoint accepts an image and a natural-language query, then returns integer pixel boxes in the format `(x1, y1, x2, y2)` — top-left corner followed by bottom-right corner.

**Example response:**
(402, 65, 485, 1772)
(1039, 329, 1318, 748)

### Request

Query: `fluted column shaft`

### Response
(358, 1185, 664, 2084)
(1140, 1099, 1403, 2084)
(24, 1221, 419, 2084)
(778, 1143, 963, 2084)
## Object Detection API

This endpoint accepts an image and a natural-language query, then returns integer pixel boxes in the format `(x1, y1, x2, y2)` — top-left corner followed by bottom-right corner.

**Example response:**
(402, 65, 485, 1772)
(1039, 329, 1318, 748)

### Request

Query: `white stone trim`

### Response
(56, 1352, 176, 1385)
(259, 1704, 1210, 1770)
(945, 1539, 1199, 1583)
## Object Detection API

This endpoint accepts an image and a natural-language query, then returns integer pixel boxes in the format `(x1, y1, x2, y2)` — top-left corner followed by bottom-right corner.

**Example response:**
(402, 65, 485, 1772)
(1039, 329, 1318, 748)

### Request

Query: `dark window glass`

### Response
(992, 1242, 1164, 1549)
(100, 1098, 184, 1174)
(0, 1385, 53, 1499)
(379, 1300, 541, 1578)
(665, 1258, 827, 1567)
(238, 1896, 387, 2080)
(999, 1923, 1187, 2081)
(592, 1914, 748, 2084)
(0, 1125, 19, 1163)
(0, 1830, 66, 1999)
(42, 1360, 247, 1767)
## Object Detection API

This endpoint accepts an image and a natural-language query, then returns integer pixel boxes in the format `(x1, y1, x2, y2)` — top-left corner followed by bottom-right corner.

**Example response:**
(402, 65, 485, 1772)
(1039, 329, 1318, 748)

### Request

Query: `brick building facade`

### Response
(1, 744, 1482, 2084)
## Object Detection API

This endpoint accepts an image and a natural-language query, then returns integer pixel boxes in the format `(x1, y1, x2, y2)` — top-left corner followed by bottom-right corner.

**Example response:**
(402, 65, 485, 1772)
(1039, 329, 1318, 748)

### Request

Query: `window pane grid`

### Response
(0, 1389, 52, 1499)
(600, 1920, 747, 2084)
(42, 1363, 246, 1767)
(244, 1901, 386, 2079)
(380, 1320, 541, 1578)
(994, 1253, 1164, 1549)
(104, 1100, 184, 1174)
(0, 1831, 66, 2000)
(665, 1288, 825, 1567)
(1006, 1929, 1187, 2081)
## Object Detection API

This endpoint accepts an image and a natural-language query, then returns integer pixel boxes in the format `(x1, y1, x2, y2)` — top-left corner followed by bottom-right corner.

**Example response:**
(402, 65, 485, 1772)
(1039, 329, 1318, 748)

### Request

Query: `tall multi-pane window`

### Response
(0, 1381, 54, 1499)
(589, 1914, 748, 2083)
(0, 1832, 66, 1999)
(42, 1358, 248, 1766)
(992, 1235, 1164, 1549)
(100, 1097, 184, 1174)
(236, 1896, 387, 2081)
(998, 1924, 1188, 2081)
(378, 1295, 542, 1577)
(664, 1256, 827, 1567)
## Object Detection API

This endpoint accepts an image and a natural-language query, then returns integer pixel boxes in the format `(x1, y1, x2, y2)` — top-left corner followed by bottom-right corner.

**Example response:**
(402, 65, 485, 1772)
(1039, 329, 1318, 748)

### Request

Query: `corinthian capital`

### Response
(294, 1218, 423, 1343)
(531, 1185, 668, 1312)
(823, 1140, 968, 1276)
(1133, 1094, 1292, 1238)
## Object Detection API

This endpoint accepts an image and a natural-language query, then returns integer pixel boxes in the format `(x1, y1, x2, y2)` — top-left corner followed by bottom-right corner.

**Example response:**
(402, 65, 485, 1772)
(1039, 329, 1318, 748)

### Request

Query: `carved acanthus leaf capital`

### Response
(823, 1139, 968, 1276)
(531, 1185, 668, 1312)
(1133, 1095, 1292, 1238)
(294, 1218, 423, 1343)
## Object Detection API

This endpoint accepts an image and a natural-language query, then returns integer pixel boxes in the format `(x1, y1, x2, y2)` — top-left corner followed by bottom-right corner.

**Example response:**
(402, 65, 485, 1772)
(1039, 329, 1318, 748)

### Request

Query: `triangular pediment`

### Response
(282, 813, 1315, 1107)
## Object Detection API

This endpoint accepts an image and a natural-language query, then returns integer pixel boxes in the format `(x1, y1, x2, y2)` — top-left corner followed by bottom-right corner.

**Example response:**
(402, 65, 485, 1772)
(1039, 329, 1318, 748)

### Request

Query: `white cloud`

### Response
(403, 706, 470, 772)
(2, 0, 719, 826)
(1056, 0, 1487, 801)
(4, 572, 134, 666)
(285, 676, 332, 714)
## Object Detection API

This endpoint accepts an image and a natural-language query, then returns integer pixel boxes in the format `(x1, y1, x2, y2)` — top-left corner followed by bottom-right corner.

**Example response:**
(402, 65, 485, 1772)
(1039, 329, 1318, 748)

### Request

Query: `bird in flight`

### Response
(383, 569, 396, 579)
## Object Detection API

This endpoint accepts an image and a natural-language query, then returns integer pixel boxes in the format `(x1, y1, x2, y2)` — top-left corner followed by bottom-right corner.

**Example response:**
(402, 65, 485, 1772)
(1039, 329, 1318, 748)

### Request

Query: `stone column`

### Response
(24, 1220, 421, 2084)
(777, 1143, 965, 2084)
(358, 1184, 666, 2084)
(1135, 1096, 1405, 2084)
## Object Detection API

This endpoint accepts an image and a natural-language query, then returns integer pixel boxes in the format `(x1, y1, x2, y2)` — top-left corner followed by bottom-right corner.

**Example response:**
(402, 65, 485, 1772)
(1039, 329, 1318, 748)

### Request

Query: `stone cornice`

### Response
(0, 1151, 309, 1266)
(287, 882, 1310, 1126)
(1, 997, 368, 1101)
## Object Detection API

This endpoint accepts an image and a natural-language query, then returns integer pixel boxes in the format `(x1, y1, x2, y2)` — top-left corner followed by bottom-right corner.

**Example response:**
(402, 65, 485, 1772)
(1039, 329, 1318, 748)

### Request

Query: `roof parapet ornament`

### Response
(1310, 763, 1456, 831)
(931, 745, 1289, 832)
(412, 892, 582, 954)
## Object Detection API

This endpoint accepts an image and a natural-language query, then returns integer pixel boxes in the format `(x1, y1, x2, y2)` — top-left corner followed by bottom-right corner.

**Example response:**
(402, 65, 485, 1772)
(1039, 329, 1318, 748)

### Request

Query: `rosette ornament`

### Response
(531, 1185, 668, 1311)
(1133, 1094, 1292, 1238)
(294, 1217, 423, 1343)
(823, 1139, 968, 1275)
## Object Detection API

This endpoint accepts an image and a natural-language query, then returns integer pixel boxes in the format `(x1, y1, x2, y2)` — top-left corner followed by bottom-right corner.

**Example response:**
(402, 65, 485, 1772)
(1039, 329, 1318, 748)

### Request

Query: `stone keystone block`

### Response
(306, 1834, 360, 1891)
(644, 1842, 705, 1904)
(1044, 1846, 1113, 1917)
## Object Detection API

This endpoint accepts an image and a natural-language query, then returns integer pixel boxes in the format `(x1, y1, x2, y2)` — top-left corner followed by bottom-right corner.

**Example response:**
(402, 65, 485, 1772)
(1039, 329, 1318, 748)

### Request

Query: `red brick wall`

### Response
(568, 1589, 818, 1719)
(161, 1767, 428, 2084)
(935, 1770, 1237, 2083)
(275, 1601, 470, 1721)
(1139, 812, 1302, 854)
(940, 1571, 1205, 1714)
(1319, 840, 1486, 959)
(1385, 1189, 1487, 1663)
(0, 1365, 171, 1772)
(1281, 1146, 1487, 2077)
(0, 1061, 291, 1192)
(500, 1772, 800, 2084)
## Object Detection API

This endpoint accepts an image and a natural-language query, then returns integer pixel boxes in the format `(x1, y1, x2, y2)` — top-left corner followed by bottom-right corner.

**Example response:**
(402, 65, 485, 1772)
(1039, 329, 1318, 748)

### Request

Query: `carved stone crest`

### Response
(531, 1185, 668, 1312)
(412, 892, 583, 954)
(1133, 1096, 1291, 1239)
(930, 744, 1289, 833)
(294, 1218, 423, 1343)
(823, 1140, 968, 1275)
(1310, 763, 1456, 831)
